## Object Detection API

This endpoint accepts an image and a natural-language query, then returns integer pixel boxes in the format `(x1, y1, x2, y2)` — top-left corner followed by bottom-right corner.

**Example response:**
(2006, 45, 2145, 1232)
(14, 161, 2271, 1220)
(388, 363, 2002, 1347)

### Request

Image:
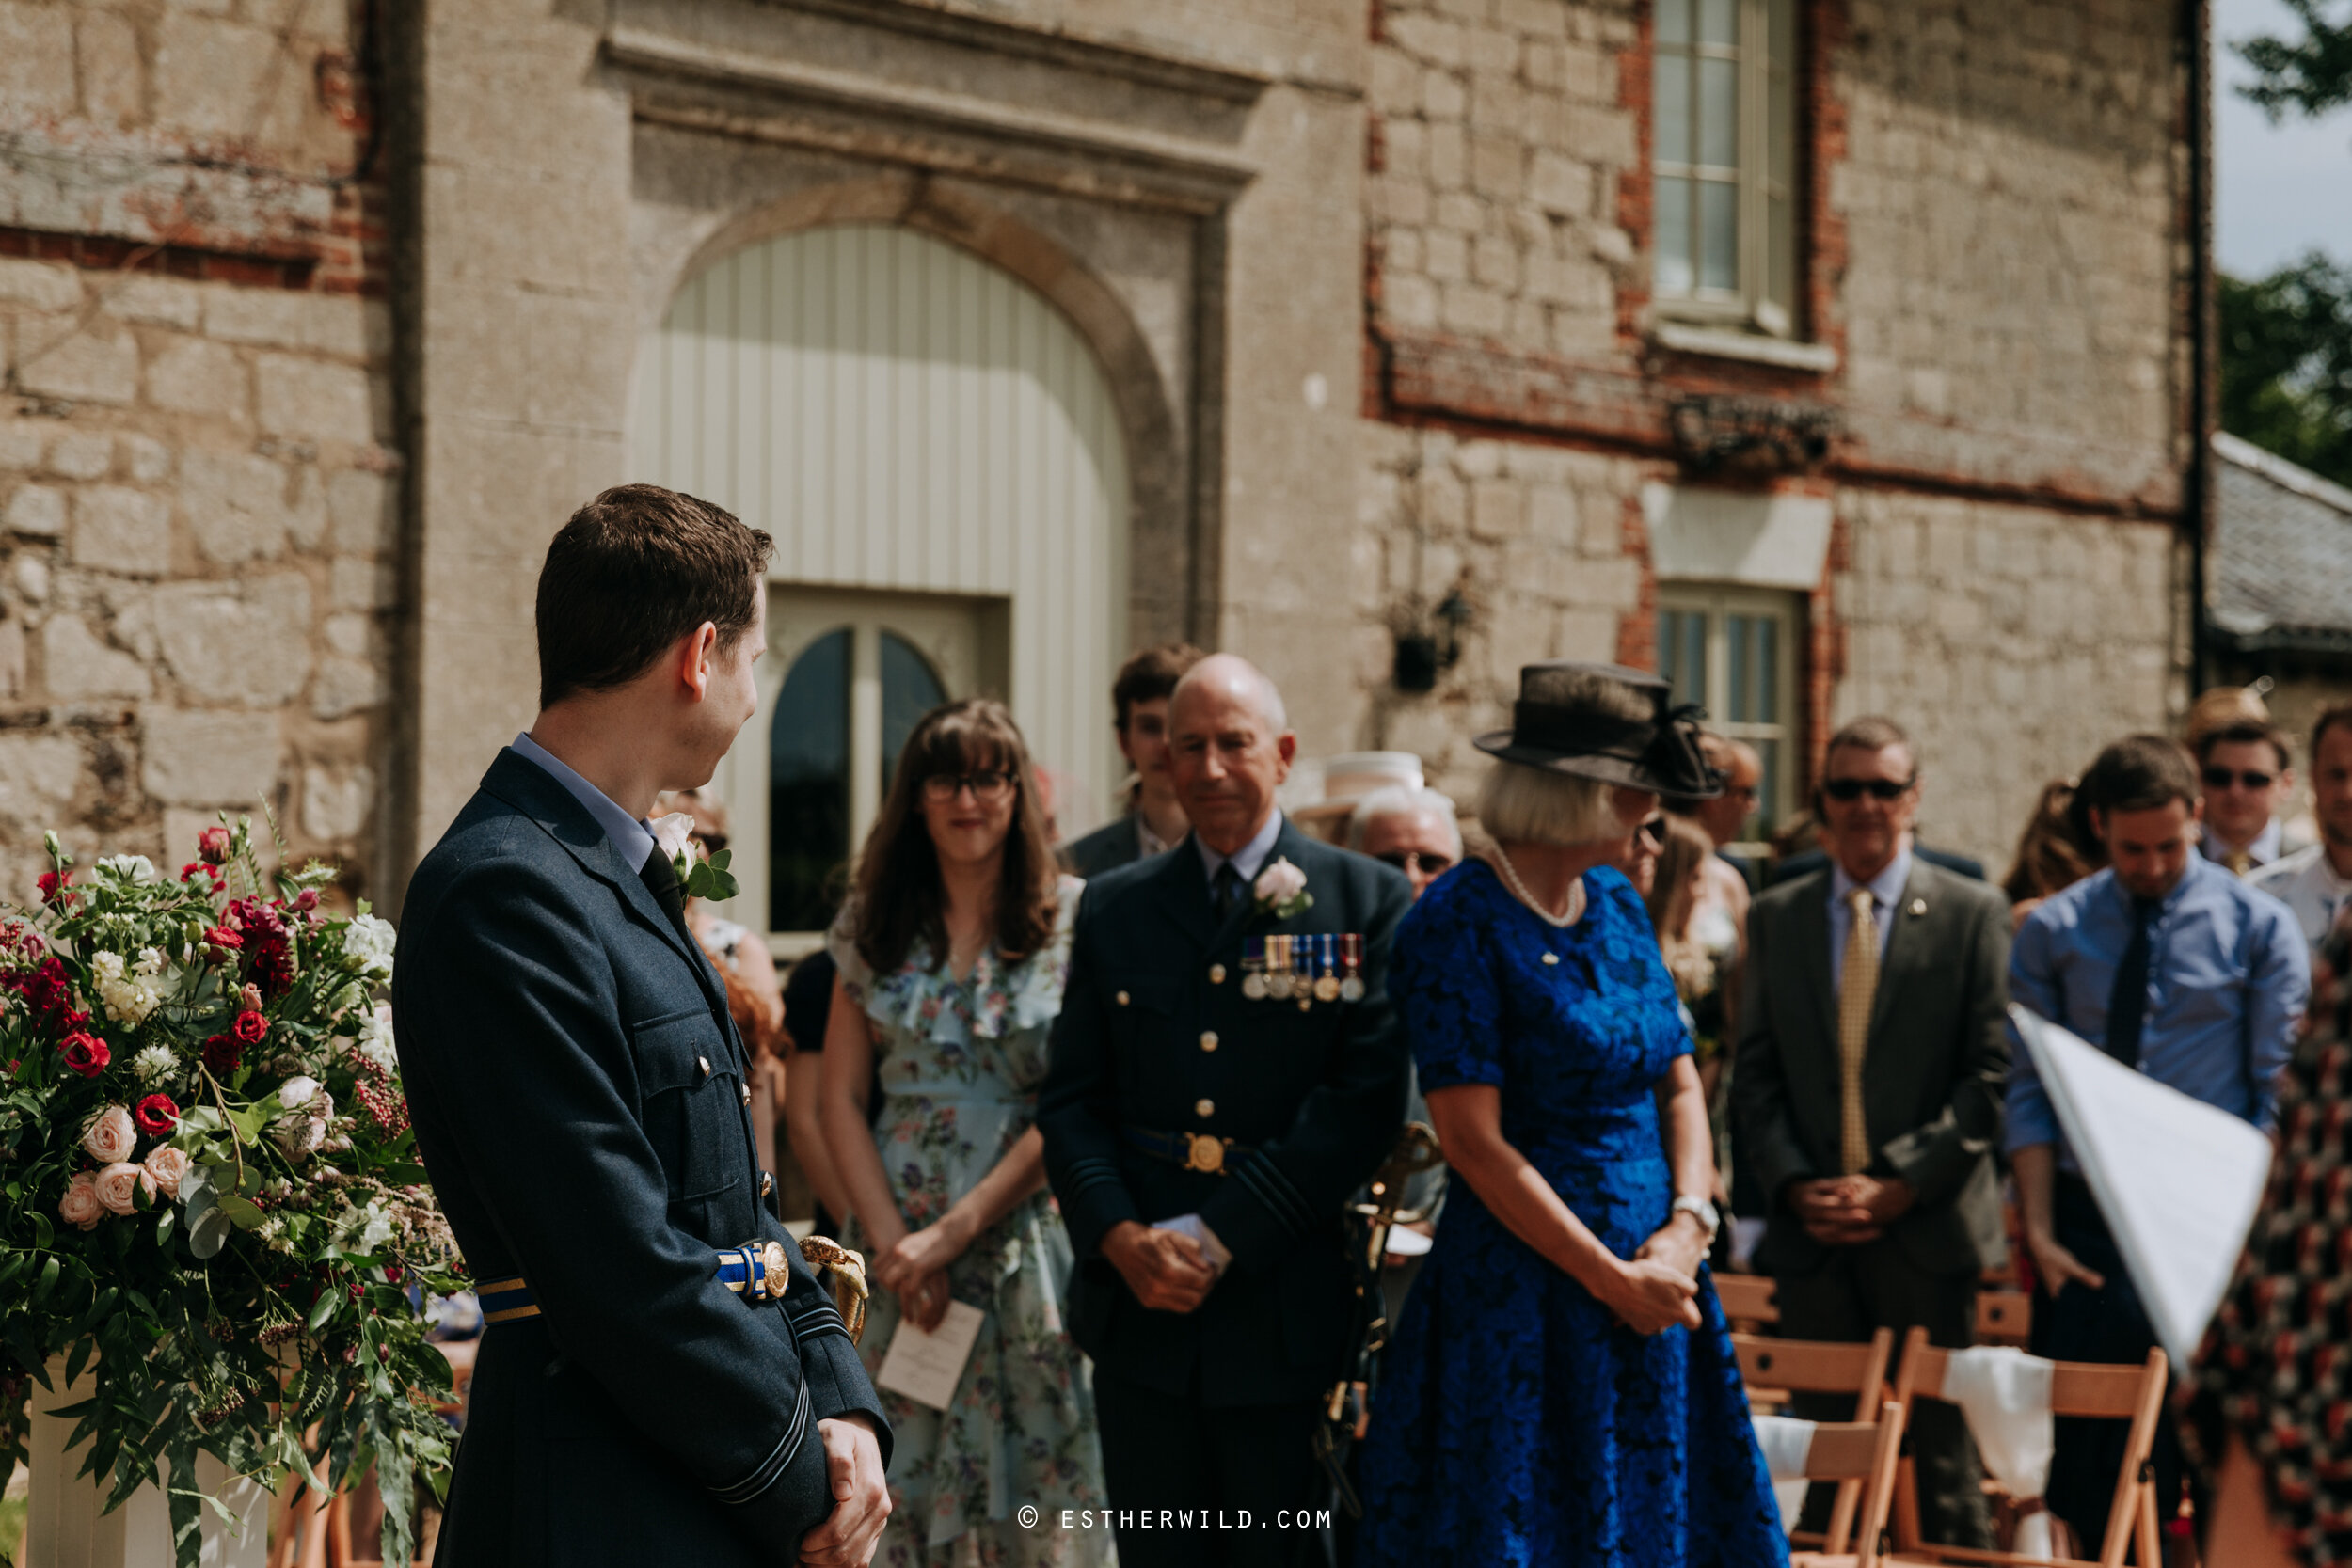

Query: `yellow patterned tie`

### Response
(1837, 887, 1879, 1175)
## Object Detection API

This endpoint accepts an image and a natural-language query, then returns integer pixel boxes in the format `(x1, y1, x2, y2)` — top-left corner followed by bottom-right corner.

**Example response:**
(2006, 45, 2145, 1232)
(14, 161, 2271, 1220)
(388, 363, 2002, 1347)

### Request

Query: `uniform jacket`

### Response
(1732, 856, 2012, 1279)
(394, 750, 889, 1566)
(1039, 817, 1413, 1406)
(1062, 814, 1146, 879)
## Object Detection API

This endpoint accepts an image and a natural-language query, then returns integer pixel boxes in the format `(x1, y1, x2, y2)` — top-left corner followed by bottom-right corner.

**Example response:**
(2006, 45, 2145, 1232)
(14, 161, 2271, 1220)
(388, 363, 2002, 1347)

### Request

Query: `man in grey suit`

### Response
(1733, 716, 2010, 1549)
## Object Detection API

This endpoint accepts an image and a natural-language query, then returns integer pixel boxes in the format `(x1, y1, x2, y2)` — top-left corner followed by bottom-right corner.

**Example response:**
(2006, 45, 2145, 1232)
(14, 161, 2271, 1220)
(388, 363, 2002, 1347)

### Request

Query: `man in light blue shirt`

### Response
(2008, 734, 2305, 1555)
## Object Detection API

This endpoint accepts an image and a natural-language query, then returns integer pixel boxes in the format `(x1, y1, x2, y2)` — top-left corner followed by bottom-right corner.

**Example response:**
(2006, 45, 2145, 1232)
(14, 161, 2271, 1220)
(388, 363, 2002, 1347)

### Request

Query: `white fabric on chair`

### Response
(1943, 1344, 2058, 1557)
(1752, 1413, 1818, 1534)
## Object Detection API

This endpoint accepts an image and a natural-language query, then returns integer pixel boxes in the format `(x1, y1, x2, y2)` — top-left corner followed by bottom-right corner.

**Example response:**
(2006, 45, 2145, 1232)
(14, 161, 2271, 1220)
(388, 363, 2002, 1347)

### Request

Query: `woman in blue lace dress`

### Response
(1356, 662, 1785, 1568)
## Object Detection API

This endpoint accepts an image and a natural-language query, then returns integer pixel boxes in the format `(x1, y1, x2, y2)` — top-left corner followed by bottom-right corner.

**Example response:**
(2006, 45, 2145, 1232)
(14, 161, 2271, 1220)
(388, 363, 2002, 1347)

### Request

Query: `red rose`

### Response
(201, 1034, 241, 1075)
(35, 870, 71, 907)
(231, 1009, 267, 1045)
(203, 927, 243, 960)
(59, 1032, 108, 1078)
(134, 1093, 179, 1135)
(197, 826, 232, 865)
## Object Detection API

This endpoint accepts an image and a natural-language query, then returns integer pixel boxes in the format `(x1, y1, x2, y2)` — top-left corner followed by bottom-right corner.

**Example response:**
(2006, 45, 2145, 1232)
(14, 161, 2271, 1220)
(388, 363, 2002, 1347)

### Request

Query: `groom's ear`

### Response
(675, 622, 721, 700)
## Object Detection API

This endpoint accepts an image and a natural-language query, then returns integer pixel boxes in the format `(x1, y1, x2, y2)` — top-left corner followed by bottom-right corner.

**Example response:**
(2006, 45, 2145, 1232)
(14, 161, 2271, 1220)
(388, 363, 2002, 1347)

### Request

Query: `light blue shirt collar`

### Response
(1830, 846, 1913, 916)
(1193, 809, 1286, 891)
(511, 732, 659, 872)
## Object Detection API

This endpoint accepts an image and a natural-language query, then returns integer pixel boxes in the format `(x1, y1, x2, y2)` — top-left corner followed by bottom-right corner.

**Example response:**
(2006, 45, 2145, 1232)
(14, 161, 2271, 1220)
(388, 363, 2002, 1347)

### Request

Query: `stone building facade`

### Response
(0, 0, 2201, 916)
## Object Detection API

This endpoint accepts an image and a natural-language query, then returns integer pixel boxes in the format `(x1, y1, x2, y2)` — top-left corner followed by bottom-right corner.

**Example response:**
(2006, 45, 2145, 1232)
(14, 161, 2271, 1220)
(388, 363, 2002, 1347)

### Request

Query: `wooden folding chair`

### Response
(1885, 1325, 2168, 1568)
(1737, 1328, 1897, 1551)
(1717, 1272, 1781, 1329)
(1786, 1400, 1911, 1568)
(1973, 1290, 2031, 1349)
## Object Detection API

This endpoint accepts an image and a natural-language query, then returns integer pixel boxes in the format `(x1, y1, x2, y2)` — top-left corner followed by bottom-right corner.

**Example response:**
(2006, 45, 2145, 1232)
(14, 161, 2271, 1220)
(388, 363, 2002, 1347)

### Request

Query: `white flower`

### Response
(341, 1199, 394, 1254)
(91, 951, 164, 1025)
(131, 1043, 178, 1084)
(1253, 858, 1308, 905)
(352, 1004, 397, 1072)
(94, 854, 157, 883)
(83, 1104, 135, 1164)
(342, 914, 396, 978)
(134, 947, 166, 978)
(650, 812, 696, 863)
(277, 1075, 320, 1111)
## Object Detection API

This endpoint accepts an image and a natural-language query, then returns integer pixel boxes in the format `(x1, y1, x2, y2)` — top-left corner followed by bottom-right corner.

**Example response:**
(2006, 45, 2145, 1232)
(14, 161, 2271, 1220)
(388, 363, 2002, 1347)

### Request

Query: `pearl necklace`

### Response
(1486, 847, 1586, 928)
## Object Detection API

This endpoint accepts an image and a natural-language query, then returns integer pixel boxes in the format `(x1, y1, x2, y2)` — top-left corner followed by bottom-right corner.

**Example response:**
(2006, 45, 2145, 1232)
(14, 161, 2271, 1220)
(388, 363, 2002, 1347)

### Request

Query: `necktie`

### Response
(638, 846, 691, 940)
(1212, 862, 1245, 920)
(2227, 849, 2252, 878)
(2104, 896, 2162, 1067)
(1837, 887, 1880, 1175)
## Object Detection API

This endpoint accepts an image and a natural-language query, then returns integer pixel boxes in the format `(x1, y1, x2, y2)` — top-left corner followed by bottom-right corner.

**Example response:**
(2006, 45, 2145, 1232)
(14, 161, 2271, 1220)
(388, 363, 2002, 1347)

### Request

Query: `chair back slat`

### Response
(1976, 1288, 2032, 1346)
(1802, 1422, 1885, 1478)
(1717, 1273, 1780, 1324)
(1736, 1333, 1886, 1396)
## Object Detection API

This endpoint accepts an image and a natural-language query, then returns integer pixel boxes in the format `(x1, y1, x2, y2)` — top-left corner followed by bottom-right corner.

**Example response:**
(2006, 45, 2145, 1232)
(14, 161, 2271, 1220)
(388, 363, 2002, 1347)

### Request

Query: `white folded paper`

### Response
(1751, 1413, 1817, 1535)
(875, 1299, 984, 1411)
(2008, 1004, 2273, 1370)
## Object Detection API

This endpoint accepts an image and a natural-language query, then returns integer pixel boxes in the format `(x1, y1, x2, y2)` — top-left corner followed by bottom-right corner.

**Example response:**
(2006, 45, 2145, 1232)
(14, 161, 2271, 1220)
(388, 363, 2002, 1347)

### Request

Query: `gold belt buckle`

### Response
(1184, 1132, 1227, 1174)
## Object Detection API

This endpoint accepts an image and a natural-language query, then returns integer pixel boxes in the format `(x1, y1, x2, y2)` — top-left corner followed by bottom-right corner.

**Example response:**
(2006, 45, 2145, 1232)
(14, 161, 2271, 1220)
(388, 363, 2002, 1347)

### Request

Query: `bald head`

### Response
(1168, 654, 1296, 856)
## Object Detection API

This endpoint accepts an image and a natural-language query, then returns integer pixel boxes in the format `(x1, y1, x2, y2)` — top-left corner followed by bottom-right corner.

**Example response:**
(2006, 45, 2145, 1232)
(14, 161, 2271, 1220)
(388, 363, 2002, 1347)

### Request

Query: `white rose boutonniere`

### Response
(1252, 857, 1313, 922)
(651, 811, 739, 902)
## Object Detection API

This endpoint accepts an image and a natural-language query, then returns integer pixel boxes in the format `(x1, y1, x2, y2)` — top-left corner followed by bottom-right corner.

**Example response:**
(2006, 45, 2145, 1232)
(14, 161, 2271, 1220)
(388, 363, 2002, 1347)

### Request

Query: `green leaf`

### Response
(214, 1194, 265, 1230)
(154, 1207, 175, 1245)
(30, 1254, 59, 1307)
(187, 1206, 231, 1259)
(305, 1290, 337, 1333)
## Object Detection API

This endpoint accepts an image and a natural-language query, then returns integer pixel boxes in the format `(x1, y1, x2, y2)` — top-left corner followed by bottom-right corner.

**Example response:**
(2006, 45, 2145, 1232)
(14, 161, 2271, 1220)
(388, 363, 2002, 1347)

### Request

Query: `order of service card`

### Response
(875, 1300, 984, 1410)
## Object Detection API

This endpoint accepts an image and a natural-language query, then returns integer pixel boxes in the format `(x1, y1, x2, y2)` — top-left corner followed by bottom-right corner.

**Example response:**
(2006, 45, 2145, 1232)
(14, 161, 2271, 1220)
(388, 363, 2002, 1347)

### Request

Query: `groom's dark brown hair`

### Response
(535, 483, 773, 709)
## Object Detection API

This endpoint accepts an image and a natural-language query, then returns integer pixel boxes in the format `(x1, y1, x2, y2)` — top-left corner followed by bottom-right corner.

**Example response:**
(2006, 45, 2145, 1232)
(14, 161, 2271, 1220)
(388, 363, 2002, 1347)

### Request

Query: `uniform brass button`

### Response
(698, 1054, 713, 1076)
(1194, 1098, 1215, 1119)
(1540, 953, 1559, 966)
(1200, 1030, 1219, 1052)
(1117, 990, 1131, 1006)
(739, 1082, 752, 1106)
(1209, 964, 1227, 985)
(759, 1171, 774, 1198)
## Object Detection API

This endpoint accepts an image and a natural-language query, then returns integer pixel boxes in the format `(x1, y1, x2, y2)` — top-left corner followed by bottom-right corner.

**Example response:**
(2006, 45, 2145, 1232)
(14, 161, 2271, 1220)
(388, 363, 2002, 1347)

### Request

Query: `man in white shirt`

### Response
(2251, 705, 2352, 948)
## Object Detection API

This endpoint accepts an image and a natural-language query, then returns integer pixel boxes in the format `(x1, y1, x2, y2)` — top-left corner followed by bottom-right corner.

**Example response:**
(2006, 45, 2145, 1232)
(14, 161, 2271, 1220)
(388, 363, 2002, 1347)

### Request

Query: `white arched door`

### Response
(630, 224, 1132, 940)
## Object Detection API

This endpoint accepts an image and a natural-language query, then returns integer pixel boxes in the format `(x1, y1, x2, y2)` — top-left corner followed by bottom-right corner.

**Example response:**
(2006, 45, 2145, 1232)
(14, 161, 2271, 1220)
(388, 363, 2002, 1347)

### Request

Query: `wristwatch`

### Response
(1670, 1195, 1721, 1245)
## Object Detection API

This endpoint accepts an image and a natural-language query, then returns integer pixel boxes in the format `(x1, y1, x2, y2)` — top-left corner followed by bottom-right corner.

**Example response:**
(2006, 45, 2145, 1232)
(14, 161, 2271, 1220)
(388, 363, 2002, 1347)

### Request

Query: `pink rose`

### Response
(93, 1161, 153, 1216)
(57, 1171, 102, 1230)
(82, 1104, 135, 1164)
(143, 1145, 190, 1199)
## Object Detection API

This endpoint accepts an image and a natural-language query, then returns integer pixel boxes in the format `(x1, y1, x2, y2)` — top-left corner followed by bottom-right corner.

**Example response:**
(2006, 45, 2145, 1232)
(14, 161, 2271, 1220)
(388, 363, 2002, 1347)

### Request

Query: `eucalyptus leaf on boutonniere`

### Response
(651, 811, 739, 901)
(1252, 857, 1312, 922)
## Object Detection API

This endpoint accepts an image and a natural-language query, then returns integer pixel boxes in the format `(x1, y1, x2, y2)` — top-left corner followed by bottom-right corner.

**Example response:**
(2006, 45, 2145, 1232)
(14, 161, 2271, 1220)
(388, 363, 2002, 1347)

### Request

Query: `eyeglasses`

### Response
(1821, 777, 1915, 803)
(2201, 766, 2276, 792)
(1634, 816, 1667, 850)
(921, 770, 1014, 802)
(1374, 849, 1454, 877)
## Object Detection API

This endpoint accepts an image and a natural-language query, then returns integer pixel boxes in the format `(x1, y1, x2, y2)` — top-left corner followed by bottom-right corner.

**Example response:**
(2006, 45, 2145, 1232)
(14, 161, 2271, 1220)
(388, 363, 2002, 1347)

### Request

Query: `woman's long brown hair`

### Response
(850, 698, 1061, 976)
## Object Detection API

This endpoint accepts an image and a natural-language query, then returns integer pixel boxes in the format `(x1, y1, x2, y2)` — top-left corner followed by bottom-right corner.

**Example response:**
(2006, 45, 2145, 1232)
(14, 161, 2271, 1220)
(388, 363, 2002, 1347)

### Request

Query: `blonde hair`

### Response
(1475, 763, 1621, 847)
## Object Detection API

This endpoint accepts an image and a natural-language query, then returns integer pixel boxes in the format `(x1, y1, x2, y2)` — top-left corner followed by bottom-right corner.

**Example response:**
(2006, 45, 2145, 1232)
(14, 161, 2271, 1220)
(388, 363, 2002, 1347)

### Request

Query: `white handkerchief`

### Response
(1751, 1413, 1817, 1535)
(875, 1299, 984, 1411)
(1941, 1345, 2056, 1500)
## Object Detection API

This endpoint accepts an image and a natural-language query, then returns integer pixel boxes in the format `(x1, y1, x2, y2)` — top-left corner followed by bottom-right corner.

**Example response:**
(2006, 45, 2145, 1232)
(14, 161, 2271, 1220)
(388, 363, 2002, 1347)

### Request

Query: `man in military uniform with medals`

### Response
(1040, 655, 1413, 1567)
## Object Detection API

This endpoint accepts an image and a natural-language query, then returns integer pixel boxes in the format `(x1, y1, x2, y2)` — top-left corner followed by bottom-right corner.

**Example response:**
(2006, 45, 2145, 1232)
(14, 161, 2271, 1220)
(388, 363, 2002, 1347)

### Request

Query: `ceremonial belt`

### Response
(1125, 1124, 1257, 1176)
(479, 1239, 795, 1323)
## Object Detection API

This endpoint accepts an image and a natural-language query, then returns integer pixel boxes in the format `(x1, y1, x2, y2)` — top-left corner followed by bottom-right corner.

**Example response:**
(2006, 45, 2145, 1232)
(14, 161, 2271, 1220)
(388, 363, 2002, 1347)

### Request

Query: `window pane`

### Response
(1655, 176, 1694, 295)
(1682, 611, 1708, 709)
(1755, 737, 1779, 840)
(1756, 613, 1779, 722)
(1658, 0, 1691, 45)
(1728, 614, 1752, 722)
(1655, 52, 1692, 166)
(770, 628, 850, 932)
(1770, 0, 1796, 69)
(1698, 55, 1739, 167)
(1770, 61, 1794, 188)
(1768, 194, 1795, 321)
(1699, 180, 1738, 291)
(1699, 0, 1737, 46)
(1657, 610, 1681, 695)
(879, 631, 947, 795)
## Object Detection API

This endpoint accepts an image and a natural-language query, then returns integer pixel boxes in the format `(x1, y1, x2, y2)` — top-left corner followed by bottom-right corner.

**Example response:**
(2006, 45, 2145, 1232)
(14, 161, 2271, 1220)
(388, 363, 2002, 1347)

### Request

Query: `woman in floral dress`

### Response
(821, 699, 1112, 1568)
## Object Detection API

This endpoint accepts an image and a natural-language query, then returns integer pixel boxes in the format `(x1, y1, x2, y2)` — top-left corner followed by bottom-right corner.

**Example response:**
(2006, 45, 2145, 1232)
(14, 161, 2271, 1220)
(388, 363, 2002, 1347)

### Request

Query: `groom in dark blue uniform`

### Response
(1041, 655, 1413, 1567)
(395, 485, 891, 1567)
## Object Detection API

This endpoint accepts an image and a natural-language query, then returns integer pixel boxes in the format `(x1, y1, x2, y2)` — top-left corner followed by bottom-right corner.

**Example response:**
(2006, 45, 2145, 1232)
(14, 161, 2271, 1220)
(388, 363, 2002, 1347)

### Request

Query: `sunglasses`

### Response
(2201, 767, 2276, 792)
(1374, 849, 1455, 877)
(1634, 816, 1667, 850)
(922, 770, 1015, 802)
(1821, 777, 1915, 803)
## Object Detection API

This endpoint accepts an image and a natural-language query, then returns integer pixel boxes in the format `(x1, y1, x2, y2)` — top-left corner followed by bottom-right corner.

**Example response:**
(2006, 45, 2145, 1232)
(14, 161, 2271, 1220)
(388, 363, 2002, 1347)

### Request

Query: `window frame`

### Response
(1654, 582, 1804, 846)
(1650, 0, 1801, 339)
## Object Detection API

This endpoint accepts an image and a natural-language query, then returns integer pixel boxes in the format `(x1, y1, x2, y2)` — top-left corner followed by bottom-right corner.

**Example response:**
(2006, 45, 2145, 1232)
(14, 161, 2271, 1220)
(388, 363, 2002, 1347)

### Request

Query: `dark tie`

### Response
(638, 847, 691, 940)
(1212, 862, 1245, 920)
(2103, 895, 2162, 1068)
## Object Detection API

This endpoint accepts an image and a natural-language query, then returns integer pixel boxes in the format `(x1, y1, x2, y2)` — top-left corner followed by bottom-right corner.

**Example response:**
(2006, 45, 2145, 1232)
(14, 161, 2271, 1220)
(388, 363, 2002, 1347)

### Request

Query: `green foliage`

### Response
(0, 820, 462, 1567)
(2234, 0, 2352, 121)
(2219, 253, 2352, 489)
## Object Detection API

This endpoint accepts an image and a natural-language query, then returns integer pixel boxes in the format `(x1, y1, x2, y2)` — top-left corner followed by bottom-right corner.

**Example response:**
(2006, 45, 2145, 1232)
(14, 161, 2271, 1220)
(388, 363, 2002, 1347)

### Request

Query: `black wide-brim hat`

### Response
(1473, 660, 1722, 798)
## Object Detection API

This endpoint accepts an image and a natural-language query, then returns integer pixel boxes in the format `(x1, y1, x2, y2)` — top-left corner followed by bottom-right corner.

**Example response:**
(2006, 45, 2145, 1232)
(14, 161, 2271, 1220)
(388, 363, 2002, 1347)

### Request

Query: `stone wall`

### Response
(0, 0, 392, 902)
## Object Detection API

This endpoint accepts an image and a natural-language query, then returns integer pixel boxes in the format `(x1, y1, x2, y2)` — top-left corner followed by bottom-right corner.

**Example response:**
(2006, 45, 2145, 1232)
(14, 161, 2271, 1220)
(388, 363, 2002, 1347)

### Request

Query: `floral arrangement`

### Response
(1252, 857, 1312, 922)
(0, 823, 462, 1567)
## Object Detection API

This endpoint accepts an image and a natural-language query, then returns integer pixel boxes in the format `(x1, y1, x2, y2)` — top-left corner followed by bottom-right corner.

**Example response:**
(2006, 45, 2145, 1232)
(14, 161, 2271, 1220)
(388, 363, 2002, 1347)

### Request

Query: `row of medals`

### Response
(1240, 933, 1366, 1009)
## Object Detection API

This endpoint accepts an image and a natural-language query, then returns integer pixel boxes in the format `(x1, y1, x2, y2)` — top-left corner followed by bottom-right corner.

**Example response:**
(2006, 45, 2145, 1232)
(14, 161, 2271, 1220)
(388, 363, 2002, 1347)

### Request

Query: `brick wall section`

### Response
(0, 0, 392, 899)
